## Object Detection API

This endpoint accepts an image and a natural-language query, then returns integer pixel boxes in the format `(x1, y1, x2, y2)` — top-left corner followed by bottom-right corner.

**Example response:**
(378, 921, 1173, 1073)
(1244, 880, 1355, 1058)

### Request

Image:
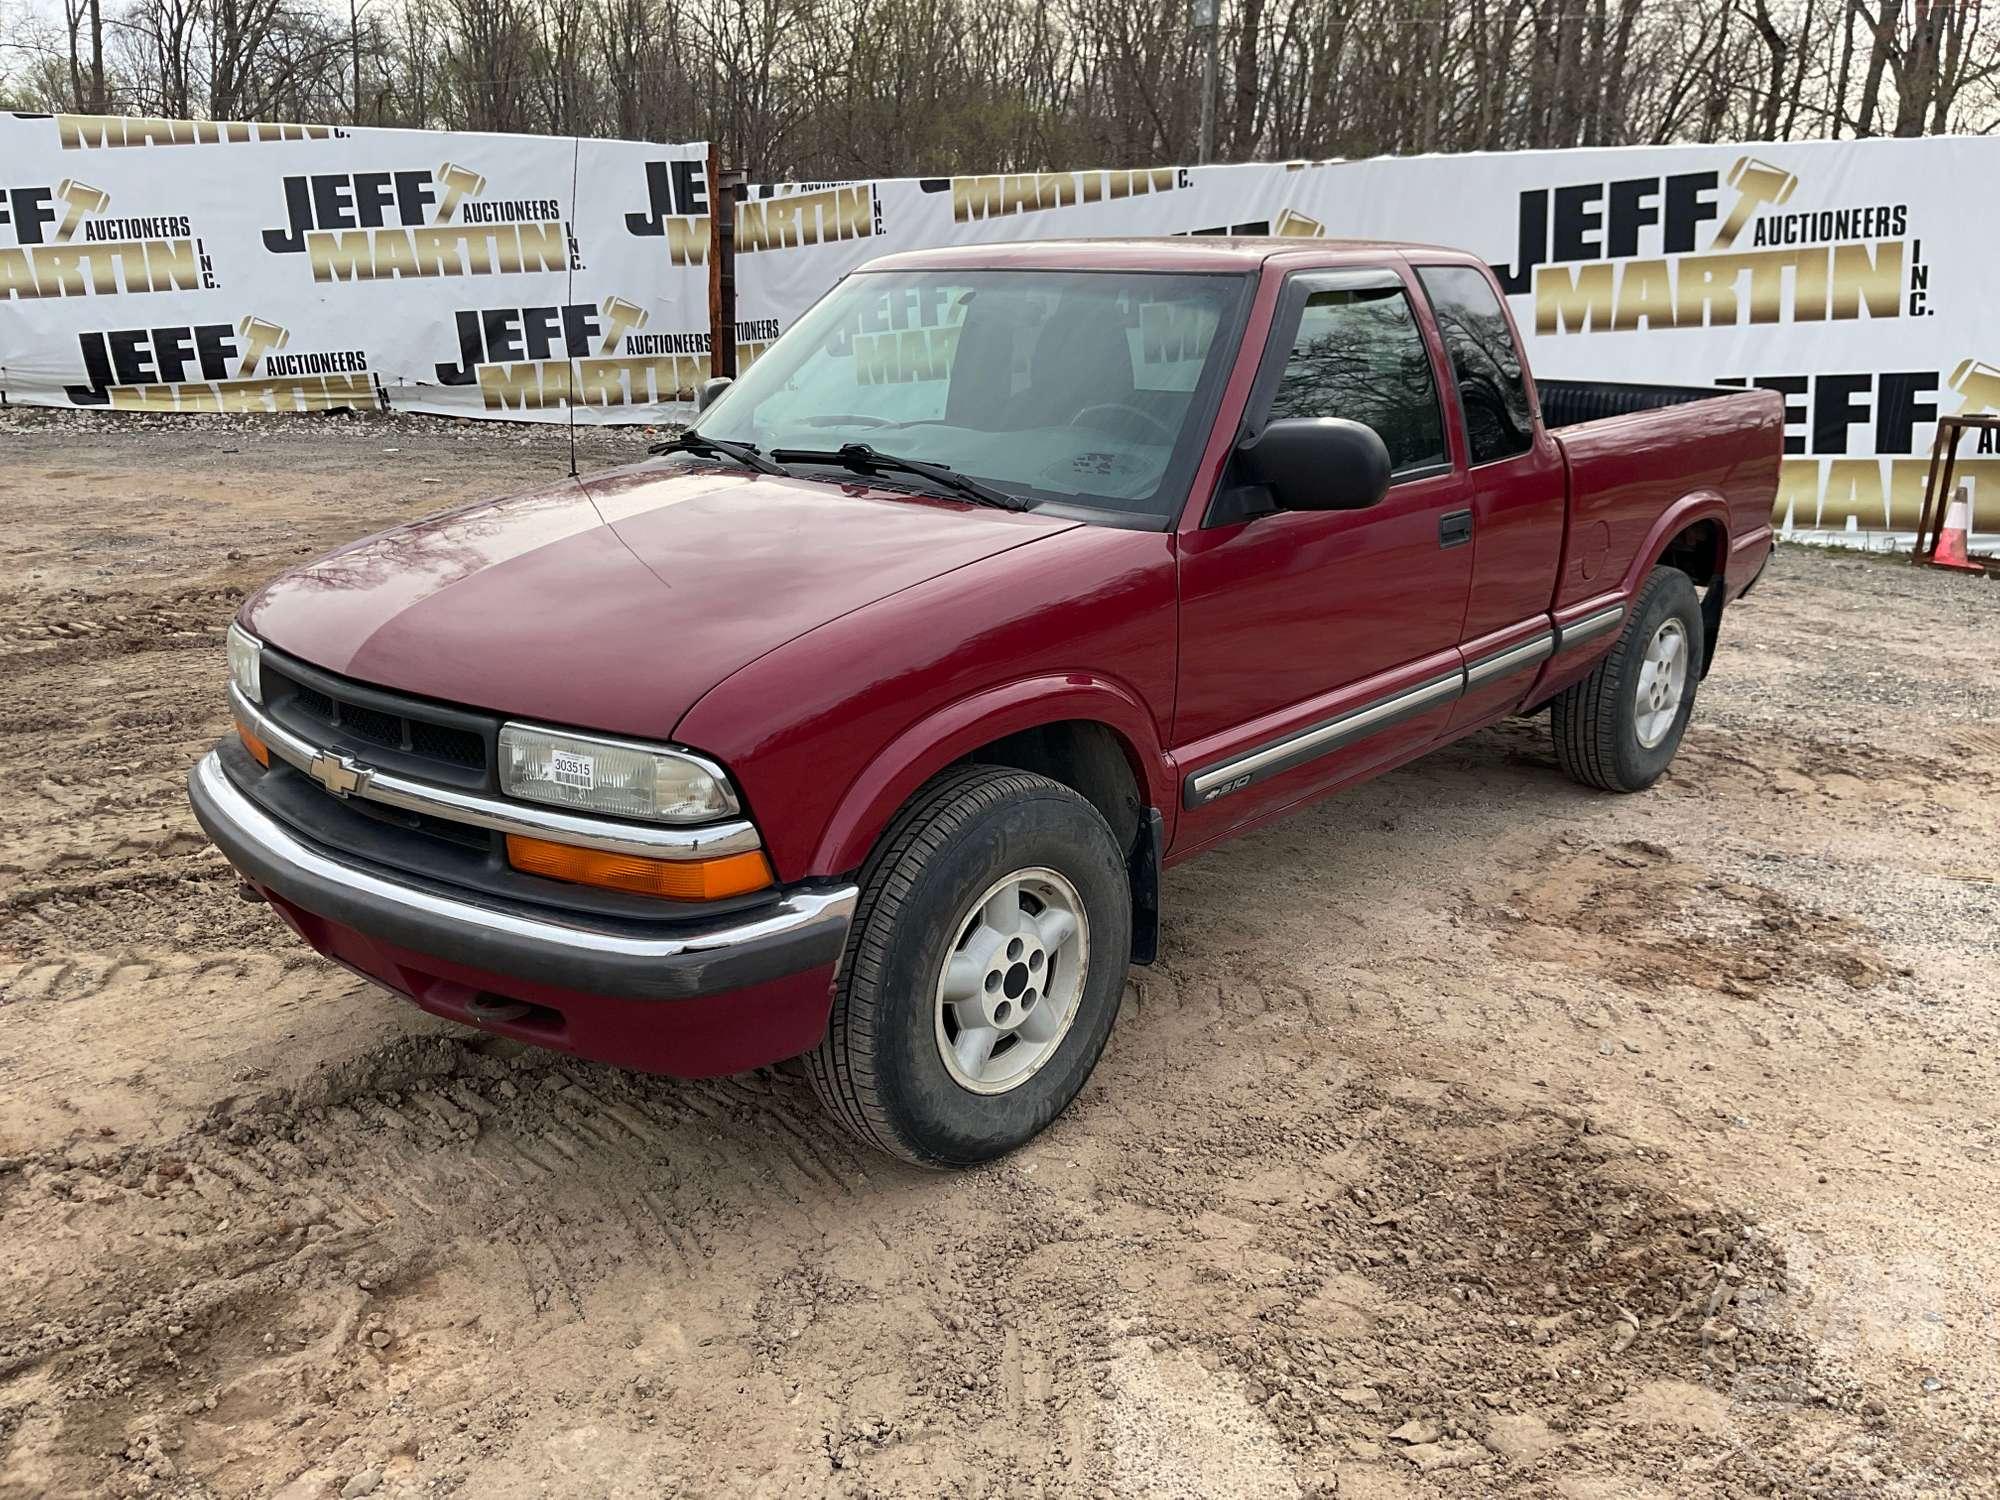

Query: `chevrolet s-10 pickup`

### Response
(191, 237, 1779, 1166)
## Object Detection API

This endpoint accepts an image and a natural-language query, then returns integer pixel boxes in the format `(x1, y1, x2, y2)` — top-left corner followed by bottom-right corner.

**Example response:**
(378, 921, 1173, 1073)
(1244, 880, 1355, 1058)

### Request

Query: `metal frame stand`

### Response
(1910, 414, 2000, 571)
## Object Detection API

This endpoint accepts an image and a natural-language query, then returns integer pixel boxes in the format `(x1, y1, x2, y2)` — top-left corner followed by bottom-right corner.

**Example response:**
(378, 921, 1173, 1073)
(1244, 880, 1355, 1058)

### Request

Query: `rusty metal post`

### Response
(706, 147, 746, 381)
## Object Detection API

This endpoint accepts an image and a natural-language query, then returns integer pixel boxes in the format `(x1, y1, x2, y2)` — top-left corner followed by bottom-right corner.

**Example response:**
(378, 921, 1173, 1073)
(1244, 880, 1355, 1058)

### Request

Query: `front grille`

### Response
(266, 655, 489, 779)
(294, 683, 337, 720)
(223, 742, 780, 928)
(411, 718, 487, 769)
(340, 701, 405, 750)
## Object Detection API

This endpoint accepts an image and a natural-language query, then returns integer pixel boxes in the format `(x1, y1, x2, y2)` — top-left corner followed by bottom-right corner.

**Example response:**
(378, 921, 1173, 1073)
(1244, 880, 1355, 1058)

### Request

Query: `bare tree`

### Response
(59, 0, 109, 111)
(2, 0, 1994, 175)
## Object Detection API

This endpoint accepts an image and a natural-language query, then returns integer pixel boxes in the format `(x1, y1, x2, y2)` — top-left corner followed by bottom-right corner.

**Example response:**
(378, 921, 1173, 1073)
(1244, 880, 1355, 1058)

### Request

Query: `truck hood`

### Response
(244, 462, 1078, 739)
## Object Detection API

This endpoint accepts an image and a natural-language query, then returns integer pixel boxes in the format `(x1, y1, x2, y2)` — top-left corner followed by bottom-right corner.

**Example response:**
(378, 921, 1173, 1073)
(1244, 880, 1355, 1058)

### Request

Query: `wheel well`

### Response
(1658, 518, 1726, 677)
(1660, 518, 1725, 587)
(955, 718, 1160, 964)
(955, 719, 1145, 854)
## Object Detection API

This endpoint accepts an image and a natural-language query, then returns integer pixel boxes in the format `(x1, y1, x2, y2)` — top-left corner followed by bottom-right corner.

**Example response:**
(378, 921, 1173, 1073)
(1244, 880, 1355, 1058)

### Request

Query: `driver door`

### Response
(1172, 267, 1475, 851)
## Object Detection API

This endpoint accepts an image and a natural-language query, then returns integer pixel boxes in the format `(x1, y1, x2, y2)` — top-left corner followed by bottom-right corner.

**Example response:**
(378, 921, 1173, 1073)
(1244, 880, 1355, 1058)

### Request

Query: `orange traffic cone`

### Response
(1930, 487, 1983, 572)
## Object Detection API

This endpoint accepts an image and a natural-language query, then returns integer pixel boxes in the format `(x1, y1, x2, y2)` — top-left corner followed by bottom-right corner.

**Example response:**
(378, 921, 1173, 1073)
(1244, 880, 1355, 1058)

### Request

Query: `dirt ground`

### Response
(2, 405, 1997, 1500)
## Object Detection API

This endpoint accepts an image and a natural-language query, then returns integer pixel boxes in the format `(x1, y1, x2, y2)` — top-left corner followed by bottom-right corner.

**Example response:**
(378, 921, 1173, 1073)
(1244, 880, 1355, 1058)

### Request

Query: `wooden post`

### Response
(706, 146, 745, 381)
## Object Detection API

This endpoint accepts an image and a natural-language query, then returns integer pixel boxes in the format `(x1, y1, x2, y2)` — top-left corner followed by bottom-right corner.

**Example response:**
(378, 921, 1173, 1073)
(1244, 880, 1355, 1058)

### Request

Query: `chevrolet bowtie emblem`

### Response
(308, 751, 373, 798)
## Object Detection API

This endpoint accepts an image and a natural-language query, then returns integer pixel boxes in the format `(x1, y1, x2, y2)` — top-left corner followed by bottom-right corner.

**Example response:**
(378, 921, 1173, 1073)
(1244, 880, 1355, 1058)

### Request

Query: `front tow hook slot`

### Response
(464, 994, 533, 1024)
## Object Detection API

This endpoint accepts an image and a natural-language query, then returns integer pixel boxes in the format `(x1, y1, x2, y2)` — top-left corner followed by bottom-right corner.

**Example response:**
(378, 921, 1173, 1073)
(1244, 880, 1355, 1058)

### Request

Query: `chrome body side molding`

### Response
(1554, 603, 1626, 652)
(1464, 631, 1555, 687)
(1183, 598, 1630, 810)
(1183, 670, 1465, 808)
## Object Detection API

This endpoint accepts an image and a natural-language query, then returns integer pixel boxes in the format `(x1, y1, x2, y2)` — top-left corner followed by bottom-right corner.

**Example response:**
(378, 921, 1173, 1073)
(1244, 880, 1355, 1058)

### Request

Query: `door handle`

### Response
(1439, 510, 1473, 549)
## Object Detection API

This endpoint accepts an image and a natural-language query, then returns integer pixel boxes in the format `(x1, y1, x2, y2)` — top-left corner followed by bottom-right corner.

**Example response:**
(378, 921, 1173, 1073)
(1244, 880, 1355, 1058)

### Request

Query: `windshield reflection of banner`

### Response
(707, 267, 1230, 512)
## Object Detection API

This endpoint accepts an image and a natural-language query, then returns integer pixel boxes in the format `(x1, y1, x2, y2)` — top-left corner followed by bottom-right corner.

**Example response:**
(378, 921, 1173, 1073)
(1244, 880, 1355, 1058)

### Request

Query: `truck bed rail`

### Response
(1537, 379, 1734, 430)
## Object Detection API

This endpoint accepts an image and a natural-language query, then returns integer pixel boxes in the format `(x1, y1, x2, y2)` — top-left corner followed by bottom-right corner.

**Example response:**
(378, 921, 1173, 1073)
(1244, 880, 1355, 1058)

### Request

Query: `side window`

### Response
(1416, 266, 1535, 465)
(1267, 286, 1447, 476)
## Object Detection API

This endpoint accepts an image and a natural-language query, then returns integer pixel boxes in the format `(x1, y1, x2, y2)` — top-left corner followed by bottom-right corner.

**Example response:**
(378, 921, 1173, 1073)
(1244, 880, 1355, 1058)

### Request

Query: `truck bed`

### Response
(1543, 384, 1785, 615)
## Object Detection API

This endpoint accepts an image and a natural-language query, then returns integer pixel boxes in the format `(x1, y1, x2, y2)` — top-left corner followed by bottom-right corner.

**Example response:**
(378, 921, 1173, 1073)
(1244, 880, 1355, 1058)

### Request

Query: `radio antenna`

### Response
(566, 134, 580, 480)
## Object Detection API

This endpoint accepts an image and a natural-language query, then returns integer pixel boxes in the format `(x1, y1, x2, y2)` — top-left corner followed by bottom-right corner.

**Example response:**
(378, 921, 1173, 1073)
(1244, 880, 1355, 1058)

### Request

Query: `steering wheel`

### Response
(1069, 403, 1175, 442)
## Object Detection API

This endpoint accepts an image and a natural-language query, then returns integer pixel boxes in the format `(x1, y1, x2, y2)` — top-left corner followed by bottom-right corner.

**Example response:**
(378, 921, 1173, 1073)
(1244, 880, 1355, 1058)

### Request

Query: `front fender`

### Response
(811, 673, 1171, 877)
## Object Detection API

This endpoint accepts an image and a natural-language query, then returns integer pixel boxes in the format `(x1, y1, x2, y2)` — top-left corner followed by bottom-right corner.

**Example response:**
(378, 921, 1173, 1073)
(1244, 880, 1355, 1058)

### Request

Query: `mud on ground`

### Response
(2, 407, 1997, 1499)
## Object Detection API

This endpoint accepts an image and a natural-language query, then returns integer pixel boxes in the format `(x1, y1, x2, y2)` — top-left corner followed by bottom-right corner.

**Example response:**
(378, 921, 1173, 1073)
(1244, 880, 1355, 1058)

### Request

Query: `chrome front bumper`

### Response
(188, 751, 857, 1001)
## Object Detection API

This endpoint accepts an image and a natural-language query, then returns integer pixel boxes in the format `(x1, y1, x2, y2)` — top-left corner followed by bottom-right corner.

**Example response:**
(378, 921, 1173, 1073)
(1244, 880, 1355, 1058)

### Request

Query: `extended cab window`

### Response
(1268, 287, 1446, 476)
(1416, 266, 1535, 465)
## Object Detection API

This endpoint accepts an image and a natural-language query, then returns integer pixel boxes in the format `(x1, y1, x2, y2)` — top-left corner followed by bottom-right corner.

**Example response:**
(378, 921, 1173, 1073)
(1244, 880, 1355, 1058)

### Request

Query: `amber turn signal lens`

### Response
(235, 719, 270, 767)
(505, 835, 773, 900)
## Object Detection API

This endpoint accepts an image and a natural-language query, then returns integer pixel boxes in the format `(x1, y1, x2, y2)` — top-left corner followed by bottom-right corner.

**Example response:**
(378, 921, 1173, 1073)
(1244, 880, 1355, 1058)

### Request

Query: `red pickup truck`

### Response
(190, 238, 1779, 1166)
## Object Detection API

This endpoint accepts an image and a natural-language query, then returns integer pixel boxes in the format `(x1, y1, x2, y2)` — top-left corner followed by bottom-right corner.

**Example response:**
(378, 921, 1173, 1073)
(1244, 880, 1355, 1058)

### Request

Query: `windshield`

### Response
(692, 268, 1252, 523)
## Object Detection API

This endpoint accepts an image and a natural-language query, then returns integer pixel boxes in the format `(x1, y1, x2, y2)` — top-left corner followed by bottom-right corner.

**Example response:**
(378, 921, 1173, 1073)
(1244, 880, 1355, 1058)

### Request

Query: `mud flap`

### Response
(1129, 807, 1164, 965)
(1700, 580, 1725, 679)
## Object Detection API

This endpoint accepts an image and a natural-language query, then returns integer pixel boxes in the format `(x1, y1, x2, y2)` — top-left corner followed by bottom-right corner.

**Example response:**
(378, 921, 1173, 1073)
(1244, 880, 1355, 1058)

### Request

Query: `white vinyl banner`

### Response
(734, 141, 2000, 550)
(6, 121, 1995, 548)
(0, 113, 710, 421)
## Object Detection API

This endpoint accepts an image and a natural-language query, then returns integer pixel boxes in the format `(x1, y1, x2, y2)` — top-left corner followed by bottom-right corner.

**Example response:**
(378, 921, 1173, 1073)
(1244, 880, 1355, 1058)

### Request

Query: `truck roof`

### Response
(861, 236, 1482, 274)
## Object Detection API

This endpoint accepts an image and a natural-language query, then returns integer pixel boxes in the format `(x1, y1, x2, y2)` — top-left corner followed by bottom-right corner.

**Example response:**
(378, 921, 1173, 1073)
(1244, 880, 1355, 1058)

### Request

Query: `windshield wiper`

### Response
(649, 429, 791, 476)
(769, 443, 1033, 512)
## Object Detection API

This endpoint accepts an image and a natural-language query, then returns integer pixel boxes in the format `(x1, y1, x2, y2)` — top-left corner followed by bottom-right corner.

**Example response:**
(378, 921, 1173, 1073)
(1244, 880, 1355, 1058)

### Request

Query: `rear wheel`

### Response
(1552, 566, 1703, 792)
(805, 765, 1132, 1167)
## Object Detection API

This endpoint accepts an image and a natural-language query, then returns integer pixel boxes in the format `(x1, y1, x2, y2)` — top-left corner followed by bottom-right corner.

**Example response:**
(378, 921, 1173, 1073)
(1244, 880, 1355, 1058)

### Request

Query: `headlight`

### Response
(498, 724, 741, 824)
(227, 623, 263, 704)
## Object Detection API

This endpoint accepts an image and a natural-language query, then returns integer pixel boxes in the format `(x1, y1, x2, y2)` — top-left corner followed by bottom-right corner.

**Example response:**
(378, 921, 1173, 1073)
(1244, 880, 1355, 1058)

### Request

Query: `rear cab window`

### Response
(1414, 265, 1537, 466)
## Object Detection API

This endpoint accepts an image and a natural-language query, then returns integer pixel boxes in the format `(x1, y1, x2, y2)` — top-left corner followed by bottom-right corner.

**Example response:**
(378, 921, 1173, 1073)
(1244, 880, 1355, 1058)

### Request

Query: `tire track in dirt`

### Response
(1483, 837, 1890, 996)
(2, 1029, 961, 1492)
(0, 589, 240, 685)
(3, 858, 278, 962)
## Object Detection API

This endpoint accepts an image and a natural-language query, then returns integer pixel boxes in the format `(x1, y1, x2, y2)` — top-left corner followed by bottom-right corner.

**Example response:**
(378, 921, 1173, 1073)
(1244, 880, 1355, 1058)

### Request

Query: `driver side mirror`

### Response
(696, 375, 733, 413)
(1235, 417, 1392, 513)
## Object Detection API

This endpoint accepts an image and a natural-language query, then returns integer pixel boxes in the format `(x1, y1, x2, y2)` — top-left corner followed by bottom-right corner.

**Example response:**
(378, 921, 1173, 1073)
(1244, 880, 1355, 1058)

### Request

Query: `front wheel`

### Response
(804, 765, 1133, 1167)
(1551, 566, 1704, 792)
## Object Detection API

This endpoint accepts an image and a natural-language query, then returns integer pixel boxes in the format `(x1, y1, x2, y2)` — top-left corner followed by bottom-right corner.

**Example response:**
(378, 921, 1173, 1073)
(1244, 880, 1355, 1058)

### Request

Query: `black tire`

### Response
(804, 765, 1133, 1168)
(1552, 566, 1704, 793)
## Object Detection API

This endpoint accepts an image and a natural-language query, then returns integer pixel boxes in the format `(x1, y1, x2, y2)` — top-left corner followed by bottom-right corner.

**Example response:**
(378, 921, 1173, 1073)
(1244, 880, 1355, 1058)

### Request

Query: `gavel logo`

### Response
(599, 295, 649, 355)
(1949, 358, 2000, 417)
(54, 179, 111, 242)
(435, 162, 487, 222)
(236, 315, 290, 378)
(1713, 157, 1799, 250)
(1273, 208, 1326, 239)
